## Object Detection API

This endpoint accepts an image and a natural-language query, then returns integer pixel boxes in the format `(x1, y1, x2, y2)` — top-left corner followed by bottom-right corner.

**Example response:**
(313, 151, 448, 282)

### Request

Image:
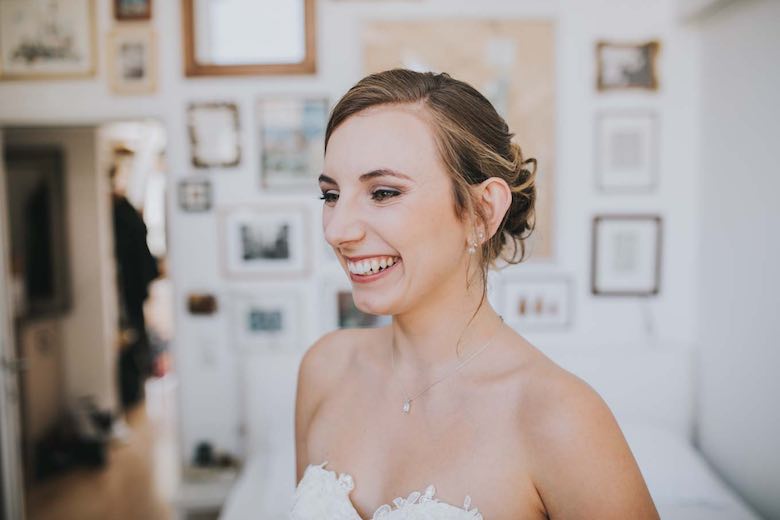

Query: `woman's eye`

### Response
(319, 192, 338, 204)
(372, 189, 400, 201)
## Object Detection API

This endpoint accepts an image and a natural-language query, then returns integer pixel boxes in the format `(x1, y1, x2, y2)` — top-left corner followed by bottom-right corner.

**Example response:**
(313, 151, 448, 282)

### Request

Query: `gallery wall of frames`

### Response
(0, 0, 701, 460)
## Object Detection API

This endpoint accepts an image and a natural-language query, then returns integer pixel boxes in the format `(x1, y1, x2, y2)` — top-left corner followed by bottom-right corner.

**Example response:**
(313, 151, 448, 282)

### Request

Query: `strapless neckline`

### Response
(296, 461, 483, 519)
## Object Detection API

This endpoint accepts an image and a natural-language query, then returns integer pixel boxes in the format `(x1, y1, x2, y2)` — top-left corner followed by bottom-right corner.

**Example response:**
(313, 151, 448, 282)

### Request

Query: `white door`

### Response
(0, 129, 26, 519)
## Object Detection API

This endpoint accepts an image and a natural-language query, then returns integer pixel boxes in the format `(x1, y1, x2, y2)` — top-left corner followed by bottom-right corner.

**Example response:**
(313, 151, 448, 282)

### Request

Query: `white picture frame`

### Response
(500, 277, 572, 331)
(257, 96, 328, 190)
(591, 215, 662, 296)
(230, 290, 303, 353)
(0, 0, 96, 80)
(596, 111, 658, 193)
(219, 205, 310, 279)
(107, 25, 156, 95)
(187, 101, 241, 168)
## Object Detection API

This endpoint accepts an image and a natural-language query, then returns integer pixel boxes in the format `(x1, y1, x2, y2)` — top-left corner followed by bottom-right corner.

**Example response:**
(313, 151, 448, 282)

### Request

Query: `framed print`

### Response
(363, 19, 556, 260)
(320, 275, 391, 332)
(501, 277, 572, 331)
(219, 205, 310, 278)
(187, 102, 241, 168)
(182, 0, 316, 77)
(257, 97, 328, 190)
(178, 178, 212, 212)
(115, 0, 152, 21)
(596, 40, 660, 91)
(595, 111, 658, 193)
(0, 0, 96, 80)
(591, 215, 662, 296)
(108, 26, 156, 95)
(230, 291, 303, 353)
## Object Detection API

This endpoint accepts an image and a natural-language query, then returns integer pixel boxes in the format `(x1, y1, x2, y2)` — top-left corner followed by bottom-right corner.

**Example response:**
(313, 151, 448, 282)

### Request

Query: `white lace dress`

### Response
(290, 461, 483, 519)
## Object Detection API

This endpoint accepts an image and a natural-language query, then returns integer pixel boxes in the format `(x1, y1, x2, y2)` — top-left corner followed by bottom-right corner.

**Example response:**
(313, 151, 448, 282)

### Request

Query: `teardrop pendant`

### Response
(402, 399, 411, 414)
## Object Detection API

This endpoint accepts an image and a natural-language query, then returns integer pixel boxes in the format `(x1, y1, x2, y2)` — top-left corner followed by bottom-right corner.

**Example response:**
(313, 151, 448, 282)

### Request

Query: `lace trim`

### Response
(315, 461, 483, 520)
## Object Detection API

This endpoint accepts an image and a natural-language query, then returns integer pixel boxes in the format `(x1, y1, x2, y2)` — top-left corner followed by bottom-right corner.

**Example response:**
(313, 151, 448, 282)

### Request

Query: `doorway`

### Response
(0, 121, 177, 520)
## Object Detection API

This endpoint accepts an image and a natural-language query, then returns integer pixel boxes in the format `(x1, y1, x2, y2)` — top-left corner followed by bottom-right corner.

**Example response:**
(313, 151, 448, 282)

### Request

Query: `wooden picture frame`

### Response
(0, 0, 96, 80)
(114, 0, 152, 21)
(181, 0, 316, 77)
(107, 26, 157, 95)
(596, 40, 660, 91)
(591, 215, 662, 296)
(187, 102, 241, 168)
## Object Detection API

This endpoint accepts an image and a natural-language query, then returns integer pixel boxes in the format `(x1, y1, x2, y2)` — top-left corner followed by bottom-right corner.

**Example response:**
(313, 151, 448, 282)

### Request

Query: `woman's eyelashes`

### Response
(318, 188, 401, 205)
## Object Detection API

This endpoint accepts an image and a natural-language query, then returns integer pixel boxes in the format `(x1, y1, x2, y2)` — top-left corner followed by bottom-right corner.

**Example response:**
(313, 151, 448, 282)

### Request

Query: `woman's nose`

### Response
(323, 198, 365, 248)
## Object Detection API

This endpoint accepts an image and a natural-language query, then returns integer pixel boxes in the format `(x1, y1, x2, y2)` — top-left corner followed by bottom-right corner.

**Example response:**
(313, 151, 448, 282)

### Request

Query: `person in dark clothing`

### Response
(111, 175, 159, 409)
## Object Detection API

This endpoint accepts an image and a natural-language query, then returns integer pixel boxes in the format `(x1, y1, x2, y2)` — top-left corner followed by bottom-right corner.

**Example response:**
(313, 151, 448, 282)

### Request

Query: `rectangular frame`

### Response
(596, 40, 660, 92)
(0, 0, 96, 80)
(107, 26, 157, 95)
(229, 290, 303, 353)
(114, 0, 152, 21)
(500, 276, 572, 331)
(591, 215, 662, 296)
(218, 204, 311, 279)
(187, 101, 242, 168)
(595, 111, 658, 193)
(320, 274, 391, 332)
(182, 0, 316, 77)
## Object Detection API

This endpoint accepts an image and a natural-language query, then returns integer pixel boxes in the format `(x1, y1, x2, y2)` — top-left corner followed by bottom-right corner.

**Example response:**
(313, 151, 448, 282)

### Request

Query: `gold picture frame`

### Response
(596, 40, 660, 92)
(181, 0, 316, 77)
(107, 26, 157, 95)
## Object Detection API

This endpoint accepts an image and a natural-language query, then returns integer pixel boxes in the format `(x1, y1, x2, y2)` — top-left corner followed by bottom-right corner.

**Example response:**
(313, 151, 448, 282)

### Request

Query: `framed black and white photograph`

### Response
(500, 277, 572, 331)
(592, 215, 662, 296)
(114, 0, 152, 21)
(187, 102, 241, 168)
(596, 40, 660, 91)
(257, 97, 328, 190)
(178, 178, 212, 212)
(0, 0, 96, 80)
(230, 290, 302, 353)
(108, 26, 156, 95)
(220, 205, 310, 278)
(320, 275, 391, 331)
(595, 111, 658, 192)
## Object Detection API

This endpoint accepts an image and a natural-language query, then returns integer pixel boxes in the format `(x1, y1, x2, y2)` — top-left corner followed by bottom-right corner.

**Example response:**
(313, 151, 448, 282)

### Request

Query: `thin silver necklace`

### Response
(391, 315, 504, 415)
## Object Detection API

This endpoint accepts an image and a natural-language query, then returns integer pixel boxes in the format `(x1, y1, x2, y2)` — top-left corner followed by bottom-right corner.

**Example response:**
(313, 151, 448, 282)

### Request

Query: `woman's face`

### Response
(320, 104, 472, 316)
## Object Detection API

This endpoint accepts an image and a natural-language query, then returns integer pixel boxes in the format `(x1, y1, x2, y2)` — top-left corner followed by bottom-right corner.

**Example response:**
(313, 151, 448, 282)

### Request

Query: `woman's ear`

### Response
(473, 177, 512, 241)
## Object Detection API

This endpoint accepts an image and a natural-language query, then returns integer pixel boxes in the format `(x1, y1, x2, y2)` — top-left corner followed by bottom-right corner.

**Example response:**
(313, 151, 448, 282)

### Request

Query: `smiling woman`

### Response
(293, 69, 660, 519)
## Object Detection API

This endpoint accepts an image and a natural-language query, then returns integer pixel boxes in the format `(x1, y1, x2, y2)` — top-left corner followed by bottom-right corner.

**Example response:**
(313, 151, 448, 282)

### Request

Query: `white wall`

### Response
(4, 128, 119, 413)
(695, 1, 780, 518)
(0, 0, 700, 462)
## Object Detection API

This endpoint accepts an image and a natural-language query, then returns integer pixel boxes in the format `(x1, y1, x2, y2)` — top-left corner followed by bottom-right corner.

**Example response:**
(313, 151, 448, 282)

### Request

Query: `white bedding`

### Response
(220, 423, 762, 519)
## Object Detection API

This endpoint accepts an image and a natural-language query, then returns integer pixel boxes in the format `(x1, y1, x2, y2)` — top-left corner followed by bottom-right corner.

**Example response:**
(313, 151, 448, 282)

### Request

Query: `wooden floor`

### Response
(26, 376, 180, 520)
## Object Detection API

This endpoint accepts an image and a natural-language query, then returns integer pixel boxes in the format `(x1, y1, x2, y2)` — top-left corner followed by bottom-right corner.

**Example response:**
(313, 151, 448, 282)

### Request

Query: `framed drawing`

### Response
(114, 0, 152, 20)
(0, 0, 96, 80)
(596, 40, 660, 91)
(108, 26, 156, 95)
(500, 277, 572, 331)
(182, 0, 316, 76)
(219, 205, 310, 278)
(257, 97, 328, 190)
(591, 215, 662, 296)
(230, 290, 303, 353)
(363, 19, 556, 260)
(178, 178, 212, 212)
(187, 102, 241, 168)
(595, 111, 658, 193)
(320, 275, 391, 331)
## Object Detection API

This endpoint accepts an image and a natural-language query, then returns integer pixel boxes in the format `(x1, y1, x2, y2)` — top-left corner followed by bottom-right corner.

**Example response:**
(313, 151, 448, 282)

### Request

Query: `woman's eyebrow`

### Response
(318, 168, 414, 185)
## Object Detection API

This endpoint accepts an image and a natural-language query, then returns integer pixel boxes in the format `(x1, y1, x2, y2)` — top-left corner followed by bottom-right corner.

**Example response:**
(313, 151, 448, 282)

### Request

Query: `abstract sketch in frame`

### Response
(0, 0, 96, 80)
(257, 96, 328, 190)
(219, 204, 310, 279)
(187, 101, 241, 168)
(595, 111, 658, 193)
(114, 0, 152, 21)
(107, 26, 156, 95)
(596, 40, 660, 91)
(591, 215, 662, 296)
(230, 290, 303, 353)
(500, 276, 572, 331)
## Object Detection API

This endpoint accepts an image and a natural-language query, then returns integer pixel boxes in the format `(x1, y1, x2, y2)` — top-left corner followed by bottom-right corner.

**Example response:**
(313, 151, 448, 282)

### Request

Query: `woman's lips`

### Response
(349, 258, 401, 283)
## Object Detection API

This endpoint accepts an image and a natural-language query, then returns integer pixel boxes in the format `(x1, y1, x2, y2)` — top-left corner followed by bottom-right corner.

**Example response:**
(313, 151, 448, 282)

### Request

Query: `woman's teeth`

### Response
(347, 256, 399, 275)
